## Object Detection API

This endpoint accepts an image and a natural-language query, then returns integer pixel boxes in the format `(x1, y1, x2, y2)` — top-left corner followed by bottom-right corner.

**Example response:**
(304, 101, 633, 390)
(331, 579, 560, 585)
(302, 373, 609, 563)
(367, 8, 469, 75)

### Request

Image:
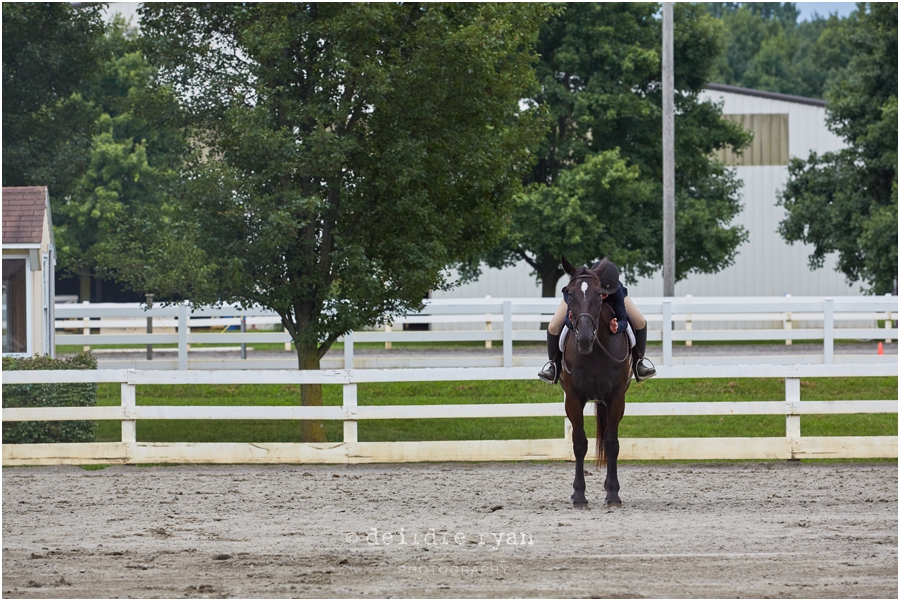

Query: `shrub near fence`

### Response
(1, 353, 98, 444)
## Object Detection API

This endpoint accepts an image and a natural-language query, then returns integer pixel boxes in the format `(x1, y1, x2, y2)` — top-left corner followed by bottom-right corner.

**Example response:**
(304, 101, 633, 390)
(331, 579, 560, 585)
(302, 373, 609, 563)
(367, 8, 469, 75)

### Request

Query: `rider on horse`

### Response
(538, 257, 656, 384)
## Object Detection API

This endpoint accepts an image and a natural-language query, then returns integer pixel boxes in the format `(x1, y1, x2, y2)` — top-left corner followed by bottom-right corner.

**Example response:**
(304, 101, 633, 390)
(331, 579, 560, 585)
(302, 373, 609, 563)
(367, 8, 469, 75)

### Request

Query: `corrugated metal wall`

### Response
(435, 87, 864, 301)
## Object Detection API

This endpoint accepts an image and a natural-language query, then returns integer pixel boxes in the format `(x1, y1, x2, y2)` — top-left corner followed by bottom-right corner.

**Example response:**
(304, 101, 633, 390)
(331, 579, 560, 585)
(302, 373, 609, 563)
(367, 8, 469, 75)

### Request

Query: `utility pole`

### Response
(662, 2, 675, 297)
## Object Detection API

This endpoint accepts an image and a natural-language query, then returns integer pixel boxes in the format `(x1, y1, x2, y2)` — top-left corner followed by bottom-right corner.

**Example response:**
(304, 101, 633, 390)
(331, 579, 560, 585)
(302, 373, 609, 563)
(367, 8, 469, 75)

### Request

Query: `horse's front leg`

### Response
(565, 392, 589, 507)
(604, 394, 626, 507)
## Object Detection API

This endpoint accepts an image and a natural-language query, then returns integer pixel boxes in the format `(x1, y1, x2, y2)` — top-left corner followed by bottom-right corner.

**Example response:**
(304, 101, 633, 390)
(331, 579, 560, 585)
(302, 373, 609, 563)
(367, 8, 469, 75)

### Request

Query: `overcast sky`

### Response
(794, 2, 859, 20)
(105, 2, 863, 27)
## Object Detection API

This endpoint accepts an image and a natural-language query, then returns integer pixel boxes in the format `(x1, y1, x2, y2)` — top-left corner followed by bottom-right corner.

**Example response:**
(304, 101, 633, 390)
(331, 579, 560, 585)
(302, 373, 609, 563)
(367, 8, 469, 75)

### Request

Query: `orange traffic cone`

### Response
(878, 342, 884, 355)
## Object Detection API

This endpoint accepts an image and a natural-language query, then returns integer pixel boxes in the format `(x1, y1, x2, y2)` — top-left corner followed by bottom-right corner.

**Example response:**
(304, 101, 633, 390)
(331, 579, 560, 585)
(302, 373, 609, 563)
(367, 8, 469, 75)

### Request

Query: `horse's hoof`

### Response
(606, 500, 622, 509)
(572, 501, 589, 510)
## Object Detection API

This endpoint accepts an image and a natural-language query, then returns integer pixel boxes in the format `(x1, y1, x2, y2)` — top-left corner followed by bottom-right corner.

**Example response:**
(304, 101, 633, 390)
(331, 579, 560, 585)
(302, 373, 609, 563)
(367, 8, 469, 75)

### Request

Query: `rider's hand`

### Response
(609, 318, 618, 334)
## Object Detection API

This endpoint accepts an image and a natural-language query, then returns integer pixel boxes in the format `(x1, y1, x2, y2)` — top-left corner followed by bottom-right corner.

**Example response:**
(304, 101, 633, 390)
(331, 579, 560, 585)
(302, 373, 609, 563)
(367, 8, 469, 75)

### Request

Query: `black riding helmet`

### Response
(591, 256, 619, 295)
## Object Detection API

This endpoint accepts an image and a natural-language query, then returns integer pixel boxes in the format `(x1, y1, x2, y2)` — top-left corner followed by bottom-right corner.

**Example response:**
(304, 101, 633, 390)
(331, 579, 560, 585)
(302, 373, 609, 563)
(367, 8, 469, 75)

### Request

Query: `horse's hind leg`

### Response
(565, 392, 589, 506)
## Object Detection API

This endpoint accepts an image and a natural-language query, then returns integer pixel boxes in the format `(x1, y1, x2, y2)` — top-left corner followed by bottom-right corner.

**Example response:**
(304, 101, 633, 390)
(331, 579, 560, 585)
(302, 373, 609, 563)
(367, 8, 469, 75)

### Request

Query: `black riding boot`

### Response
(538, 332, 562, 384)
(632, 325, 656, 381)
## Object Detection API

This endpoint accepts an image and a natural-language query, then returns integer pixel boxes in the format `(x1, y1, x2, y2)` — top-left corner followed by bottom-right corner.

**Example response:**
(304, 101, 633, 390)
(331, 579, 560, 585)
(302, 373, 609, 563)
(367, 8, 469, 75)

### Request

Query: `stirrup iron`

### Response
(538, 361, 559, 384)
(633, 357, 656, 381)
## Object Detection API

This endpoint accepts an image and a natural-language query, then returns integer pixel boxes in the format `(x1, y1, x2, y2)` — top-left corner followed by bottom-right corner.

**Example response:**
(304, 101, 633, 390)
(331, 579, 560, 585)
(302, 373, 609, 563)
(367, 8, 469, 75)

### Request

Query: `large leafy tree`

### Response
(3, 7, 184, 301)
(479, 3, 750, 296)
(55, 17, 186, 299)
(778, 3, 898, 294)
(101, 3, 547, 440)
(703, 2, 855, 99)
(2, 2, 107, 195)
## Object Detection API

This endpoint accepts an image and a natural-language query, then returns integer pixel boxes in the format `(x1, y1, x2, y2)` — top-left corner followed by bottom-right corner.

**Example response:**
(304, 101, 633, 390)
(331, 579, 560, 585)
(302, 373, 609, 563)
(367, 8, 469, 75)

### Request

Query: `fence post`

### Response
(385, 323, 392, 350)
(240, 315, 247, 360)
(783, 294, 792, 346)
(178, 302, 188, 371)
(484, 295, 493, 349)
(684, 294, 692, 347)
(146, 315, 154, 360)
(823, 298, 834, 364)
(662, 300, 673, 365)
(343, 382, 358, 444)
(82, 300, 90, 352)
(785, 376, 801, 459)
(344, 331, 354, 369)
(145, 293, 154, 360)
(121, 382, 137, 453)
(885, 293, 893, 344)
(503, 300, 513, 368)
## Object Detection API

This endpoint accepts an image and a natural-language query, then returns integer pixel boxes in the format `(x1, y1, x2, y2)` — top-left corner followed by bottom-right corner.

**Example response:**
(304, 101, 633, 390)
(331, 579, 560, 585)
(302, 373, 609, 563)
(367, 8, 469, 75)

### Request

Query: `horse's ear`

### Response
(561, 255, 576, 276)
(591, 256, 609, 276)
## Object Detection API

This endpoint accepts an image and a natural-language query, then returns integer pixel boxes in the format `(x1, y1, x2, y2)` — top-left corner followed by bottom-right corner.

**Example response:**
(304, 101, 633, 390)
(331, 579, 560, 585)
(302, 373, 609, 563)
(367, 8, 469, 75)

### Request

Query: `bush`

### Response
(2, 353, 98, 444)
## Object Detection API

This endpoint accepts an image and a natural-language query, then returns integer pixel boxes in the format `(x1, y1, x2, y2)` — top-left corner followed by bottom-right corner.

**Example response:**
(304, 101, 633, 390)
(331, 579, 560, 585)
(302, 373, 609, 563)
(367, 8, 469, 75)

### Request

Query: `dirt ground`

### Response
(2, 462, 897, 599)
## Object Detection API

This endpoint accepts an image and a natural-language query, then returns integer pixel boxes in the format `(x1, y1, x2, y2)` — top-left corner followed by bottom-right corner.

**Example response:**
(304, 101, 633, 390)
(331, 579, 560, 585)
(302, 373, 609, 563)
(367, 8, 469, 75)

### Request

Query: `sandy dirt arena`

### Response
(2, 462, 897, 599)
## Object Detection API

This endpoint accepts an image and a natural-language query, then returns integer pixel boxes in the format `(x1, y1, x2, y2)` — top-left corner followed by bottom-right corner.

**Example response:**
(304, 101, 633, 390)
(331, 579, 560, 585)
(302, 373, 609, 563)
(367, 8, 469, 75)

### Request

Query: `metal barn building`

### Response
(434, 84, 861, 300)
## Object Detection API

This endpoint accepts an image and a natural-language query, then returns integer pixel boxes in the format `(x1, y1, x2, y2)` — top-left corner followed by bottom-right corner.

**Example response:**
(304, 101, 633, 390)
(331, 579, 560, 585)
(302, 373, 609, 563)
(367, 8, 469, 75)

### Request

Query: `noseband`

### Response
(571, 301, 602, 342)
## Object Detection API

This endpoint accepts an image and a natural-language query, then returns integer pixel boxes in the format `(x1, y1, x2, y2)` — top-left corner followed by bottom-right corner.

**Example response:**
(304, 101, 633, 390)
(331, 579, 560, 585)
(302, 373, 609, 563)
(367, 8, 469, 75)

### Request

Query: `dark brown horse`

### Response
(559, 256, 632, 507)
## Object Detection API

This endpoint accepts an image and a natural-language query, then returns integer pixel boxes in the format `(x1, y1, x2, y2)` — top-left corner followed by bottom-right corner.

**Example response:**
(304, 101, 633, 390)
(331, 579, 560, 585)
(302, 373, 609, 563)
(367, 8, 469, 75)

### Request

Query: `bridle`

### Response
(569, 295, 601, 344)
(566, 278, 630, 365)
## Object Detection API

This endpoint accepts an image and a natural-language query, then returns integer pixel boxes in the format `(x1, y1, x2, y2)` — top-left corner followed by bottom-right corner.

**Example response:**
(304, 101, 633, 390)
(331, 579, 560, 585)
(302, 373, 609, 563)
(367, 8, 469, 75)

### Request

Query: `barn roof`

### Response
(2, 186, 52, 246)
(706, 83, 828, 108)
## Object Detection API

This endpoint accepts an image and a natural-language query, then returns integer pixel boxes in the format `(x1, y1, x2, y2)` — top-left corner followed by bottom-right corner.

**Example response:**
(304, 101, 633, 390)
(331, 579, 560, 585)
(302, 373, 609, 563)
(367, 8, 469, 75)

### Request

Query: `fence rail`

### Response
(53, 296, 897, 370)
(3, 363, 896, 465)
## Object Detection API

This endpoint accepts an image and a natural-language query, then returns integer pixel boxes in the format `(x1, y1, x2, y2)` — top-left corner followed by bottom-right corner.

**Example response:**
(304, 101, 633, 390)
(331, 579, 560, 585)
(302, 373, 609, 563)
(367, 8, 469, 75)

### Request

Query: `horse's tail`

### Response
(595, 401, 607, 468)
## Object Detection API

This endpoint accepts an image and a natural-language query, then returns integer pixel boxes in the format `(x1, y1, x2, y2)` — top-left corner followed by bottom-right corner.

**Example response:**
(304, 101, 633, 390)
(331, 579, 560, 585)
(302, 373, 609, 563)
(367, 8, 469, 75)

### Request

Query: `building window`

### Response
(715, 113, 789, 166)
(2, 258, 28, 354)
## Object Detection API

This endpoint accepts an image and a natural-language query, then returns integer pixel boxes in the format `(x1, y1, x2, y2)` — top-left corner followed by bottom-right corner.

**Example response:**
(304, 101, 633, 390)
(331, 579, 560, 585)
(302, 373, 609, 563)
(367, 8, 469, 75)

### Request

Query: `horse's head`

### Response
(561, 255, 606, 355)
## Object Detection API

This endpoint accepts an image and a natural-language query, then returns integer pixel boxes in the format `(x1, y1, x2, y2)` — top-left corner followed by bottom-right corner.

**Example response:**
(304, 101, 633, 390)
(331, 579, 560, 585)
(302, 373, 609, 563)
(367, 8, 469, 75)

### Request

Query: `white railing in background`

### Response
(53, 296, 897, 370)
(2, 363, 896, 465)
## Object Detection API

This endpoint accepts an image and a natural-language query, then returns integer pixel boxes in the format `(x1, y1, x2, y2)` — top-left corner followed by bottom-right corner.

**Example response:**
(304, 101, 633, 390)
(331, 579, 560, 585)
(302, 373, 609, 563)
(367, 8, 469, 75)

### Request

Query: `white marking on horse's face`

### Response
(581, 281, 588, 299)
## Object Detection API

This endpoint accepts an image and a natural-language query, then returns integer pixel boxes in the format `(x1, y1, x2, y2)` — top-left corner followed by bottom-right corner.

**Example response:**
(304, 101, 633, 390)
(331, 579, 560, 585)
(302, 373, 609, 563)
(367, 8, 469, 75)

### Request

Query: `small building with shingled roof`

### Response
(2, 186, 56, 357)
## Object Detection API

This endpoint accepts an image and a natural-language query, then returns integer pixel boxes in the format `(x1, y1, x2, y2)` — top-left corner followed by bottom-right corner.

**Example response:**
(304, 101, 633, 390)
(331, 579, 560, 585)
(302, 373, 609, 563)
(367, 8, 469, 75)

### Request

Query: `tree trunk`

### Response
(296, 342, 326, 443)
(79, 271, 91, 303)
(540, 264, 562, 331)
(541, 266, 562, 298)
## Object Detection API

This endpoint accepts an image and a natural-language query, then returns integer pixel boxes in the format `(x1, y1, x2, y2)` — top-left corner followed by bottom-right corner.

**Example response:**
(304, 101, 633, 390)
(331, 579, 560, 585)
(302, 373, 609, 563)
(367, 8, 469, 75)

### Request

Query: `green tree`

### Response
(2, 2, 107, 195)
(477, 2, 750, 296)
(100, 3, 548, 441)
(55, 17, 186, 299)
(704, 2, 856, 99)
(778, 3, 897, 294)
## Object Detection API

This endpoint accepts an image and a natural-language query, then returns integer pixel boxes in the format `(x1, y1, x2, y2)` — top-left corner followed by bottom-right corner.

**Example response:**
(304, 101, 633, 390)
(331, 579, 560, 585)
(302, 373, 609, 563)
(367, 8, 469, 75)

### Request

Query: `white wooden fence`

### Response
(54, 296, 897, 370)
(2, 363, 896, 465)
